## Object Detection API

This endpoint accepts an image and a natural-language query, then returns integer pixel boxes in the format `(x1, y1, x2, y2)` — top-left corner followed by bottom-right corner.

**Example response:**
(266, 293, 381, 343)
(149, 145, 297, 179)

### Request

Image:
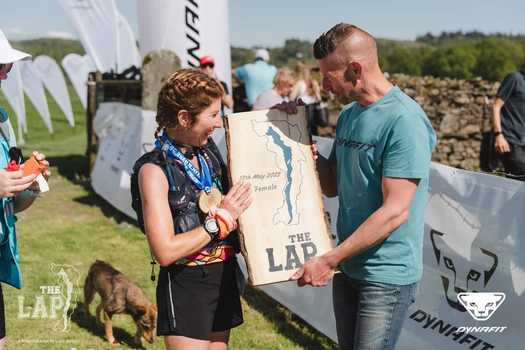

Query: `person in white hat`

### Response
(0, 28, 50, 349)
(234, 48, 277, 109)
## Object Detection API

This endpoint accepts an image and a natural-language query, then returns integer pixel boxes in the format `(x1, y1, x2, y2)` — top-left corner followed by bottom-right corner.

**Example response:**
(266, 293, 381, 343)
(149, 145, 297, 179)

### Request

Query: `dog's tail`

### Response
(83, 262, 99, 314)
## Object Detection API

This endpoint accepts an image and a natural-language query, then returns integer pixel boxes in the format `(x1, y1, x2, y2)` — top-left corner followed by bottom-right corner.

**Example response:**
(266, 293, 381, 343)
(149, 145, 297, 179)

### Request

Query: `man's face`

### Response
(318, 53, 358, 101)
(201, 64, 214, 78)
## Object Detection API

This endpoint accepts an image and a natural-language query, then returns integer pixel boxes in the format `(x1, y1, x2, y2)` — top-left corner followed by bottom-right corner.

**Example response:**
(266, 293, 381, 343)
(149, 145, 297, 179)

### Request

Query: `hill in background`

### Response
(12, 38, 85, 64)
(12, 30, 525, 82)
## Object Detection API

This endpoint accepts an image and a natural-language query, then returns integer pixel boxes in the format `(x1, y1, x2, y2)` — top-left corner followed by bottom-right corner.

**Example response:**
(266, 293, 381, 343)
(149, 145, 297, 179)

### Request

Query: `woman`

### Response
(290, 63, 327, 135)
(0, 29, 50, 349)
(132, 69, 252, 350)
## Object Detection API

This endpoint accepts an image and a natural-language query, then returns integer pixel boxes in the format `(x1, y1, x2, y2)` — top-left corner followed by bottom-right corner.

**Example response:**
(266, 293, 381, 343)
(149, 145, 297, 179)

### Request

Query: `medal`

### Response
(199, 187, 223, 213)
(156, 133, 221, 213)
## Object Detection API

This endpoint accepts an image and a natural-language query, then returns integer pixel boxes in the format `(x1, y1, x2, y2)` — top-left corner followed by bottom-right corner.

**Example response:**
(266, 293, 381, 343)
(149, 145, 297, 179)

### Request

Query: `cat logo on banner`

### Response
(429, 229, 499, 313)
(457, 292, 506, 321)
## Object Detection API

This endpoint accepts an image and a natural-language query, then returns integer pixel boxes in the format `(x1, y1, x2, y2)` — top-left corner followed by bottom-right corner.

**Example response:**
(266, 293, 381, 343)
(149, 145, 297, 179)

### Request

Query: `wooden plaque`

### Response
(225, 107, 334, 285)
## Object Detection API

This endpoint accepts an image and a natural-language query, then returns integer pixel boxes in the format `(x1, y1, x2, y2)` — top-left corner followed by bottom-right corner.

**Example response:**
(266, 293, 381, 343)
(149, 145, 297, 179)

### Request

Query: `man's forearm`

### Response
(317, 155, 337, 197)
(323, 204, 409, 268)
(492, 100, 504, 132)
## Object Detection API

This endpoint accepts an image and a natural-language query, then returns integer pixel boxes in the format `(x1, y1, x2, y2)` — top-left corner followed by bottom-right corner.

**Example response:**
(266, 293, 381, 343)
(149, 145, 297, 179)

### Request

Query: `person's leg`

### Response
(164, 335, 210, 350)
(353, 280, 417, 350)
(0, 284, 5, 350)
(209, 330, 230, 350)
(502, 144, 525, 180)
(332, 273, 359, 350)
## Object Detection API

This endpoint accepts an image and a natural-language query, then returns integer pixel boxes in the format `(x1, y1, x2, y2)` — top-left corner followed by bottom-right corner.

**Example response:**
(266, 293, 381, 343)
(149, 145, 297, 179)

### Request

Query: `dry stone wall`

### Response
(391, 74, 499, 171)
(323, 74, 500, 171)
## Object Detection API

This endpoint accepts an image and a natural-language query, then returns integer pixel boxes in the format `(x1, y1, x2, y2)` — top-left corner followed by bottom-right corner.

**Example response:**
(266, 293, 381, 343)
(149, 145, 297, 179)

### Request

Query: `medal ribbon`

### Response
(155, 133, 213, 193)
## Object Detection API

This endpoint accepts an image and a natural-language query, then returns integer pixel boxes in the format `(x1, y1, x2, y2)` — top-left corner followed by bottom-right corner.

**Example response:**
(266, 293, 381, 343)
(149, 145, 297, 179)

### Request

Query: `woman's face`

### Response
(0, 63, 13, 81)
(186, 97, 223, 146)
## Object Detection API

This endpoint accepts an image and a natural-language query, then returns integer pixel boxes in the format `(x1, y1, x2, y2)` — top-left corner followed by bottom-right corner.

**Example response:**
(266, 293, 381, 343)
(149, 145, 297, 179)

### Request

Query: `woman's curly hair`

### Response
(155, 68, 224, 138)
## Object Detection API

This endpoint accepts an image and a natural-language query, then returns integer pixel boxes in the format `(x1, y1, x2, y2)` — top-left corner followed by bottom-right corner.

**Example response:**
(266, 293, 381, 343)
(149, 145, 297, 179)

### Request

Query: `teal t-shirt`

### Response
(236, 61, 277, 106)
(331, 86, 436, 285)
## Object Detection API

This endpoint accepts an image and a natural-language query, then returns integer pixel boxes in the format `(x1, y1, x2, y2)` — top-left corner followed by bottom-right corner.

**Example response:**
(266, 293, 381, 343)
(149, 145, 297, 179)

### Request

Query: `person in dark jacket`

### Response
(492, 70, 525, 180)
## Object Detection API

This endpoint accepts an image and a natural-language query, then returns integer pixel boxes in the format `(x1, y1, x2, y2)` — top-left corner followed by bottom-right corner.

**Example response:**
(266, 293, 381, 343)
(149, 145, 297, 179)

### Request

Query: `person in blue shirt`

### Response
(234, 49, 277, 108)
(290, 23, 436, 350)
(0, 29, 50, 349)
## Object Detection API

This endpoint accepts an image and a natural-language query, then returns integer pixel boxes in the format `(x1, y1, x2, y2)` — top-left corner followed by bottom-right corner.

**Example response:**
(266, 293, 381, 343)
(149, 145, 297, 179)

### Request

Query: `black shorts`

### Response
(0, 284, 5, 339)
(156, 258, 243, 340)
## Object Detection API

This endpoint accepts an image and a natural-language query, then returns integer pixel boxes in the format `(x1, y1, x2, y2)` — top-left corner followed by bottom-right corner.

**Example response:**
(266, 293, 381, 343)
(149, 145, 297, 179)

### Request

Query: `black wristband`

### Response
(494, 131, 503, 136)
(203, 216, 219, 239)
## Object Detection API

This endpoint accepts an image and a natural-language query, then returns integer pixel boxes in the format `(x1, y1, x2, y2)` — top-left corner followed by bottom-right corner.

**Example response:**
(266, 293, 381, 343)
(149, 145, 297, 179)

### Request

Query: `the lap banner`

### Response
(92, 103, 524, 349)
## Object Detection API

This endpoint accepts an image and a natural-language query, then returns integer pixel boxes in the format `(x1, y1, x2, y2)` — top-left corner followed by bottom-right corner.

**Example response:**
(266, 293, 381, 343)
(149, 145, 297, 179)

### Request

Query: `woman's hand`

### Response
(219, 181, 252, 220)
(33, 151, 50, 180)
(0, 169, 36, 197)
(27, 151, 50, 191)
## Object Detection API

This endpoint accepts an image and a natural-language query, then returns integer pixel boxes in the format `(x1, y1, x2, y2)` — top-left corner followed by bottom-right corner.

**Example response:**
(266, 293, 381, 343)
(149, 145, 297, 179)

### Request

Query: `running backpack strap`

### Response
(164, 160, 178, 192)
(130, 151, 167, 233)
(203, 138, 230, 192)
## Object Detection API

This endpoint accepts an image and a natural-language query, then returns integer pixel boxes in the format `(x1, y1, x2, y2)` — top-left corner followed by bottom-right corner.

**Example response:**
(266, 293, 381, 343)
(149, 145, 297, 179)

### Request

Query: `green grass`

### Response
(0, 88, 336, 349)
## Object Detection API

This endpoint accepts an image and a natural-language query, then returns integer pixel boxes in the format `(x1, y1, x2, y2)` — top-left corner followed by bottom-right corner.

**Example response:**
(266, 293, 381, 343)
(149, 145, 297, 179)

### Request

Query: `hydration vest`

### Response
(130, 138, 236, 248)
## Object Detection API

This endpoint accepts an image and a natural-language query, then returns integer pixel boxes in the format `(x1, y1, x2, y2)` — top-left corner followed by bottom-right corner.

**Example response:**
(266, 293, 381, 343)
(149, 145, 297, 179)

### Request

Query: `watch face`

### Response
(205, 218, 219, 234)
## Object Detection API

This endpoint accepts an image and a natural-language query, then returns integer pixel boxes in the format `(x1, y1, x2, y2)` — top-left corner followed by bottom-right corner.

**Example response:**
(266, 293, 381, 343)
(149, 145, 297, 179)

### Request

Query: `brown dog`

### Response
(84, 260, 157, 346)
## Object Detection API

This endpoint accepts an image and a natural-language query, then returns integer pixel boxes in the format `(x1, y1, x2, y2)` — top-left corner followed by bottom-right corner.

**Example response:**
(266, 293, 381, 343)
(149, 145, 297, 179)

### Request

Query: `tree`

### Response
(474, 38, 525, 81)
(383, 47, 422, 76)
(422, 45, 477, 79)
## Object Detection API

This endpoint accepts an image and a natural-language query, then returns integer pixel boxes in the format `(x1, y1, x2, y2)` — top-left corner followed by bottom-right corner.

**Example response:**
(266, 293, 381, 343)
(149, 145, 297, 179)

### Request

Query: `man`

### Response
(252, 68, 296, 110)
(199, 55, 234, 116)
(492, 70, 525, 180)
(0, 29, 50, 349)
(234, 49, 277, 108)
(290, 23, 436, 350)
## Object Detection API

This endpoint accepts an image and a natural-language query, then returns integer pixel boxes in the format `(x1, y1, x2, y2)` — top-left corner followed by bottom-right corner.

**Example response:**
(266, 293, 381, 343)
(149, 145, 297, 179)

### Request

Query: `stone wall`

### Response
(322, 74, 500, 171)
(391, 74, 499, 170)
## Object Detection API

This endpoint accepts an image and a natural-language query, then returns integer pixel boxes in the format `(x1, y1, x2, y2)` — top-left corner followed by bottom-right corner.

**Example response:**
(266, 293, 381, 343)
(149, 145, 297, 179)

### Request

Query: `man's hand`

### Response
(311, 141, 319, 161)
(0, 169, 36, 197)
(290, 255, 335, 287)
(271, 99, 306, 114)
(495, 134, 511, 154)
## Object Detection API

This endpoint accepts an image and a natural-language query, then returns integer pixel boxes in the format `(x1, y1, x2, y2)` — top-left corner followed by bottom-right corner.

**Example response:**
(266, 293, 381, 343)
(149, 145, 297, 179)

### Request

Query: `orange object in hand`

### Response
(21, 156, 45, 177)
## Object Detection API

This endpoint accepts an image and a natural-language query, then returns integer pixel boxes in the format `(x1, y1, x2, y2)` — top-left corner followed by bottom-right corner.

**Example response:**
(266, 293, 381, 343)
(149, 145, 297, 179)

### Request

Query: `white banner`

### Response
(116, 11, 141, 73)
(33, 55, 75, 127)
(18, 61, 53, 134)
(59, 0, 119, 72)
(137, 0, 232, 93)
(136, 0, 179, 59)
(91, 103, 157, 219)
(1, 62, 26, 140)
(92, 103, 524, 349)
(62, 53, 91, 109)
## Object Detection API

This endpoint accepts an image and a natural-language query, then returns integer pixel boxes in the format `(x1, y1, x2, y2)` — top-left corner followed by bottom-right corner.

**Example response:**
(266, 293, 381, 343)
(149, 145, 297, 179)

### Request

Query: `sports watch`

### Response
(204, 216, 220, 239)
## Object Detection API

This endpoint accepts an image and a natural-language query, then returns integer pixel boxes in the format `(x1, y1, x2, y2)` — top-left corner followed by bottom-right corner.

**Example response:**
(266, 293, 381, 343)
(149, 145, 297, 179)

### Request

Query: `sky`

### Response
(1, 0, 524, 47)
